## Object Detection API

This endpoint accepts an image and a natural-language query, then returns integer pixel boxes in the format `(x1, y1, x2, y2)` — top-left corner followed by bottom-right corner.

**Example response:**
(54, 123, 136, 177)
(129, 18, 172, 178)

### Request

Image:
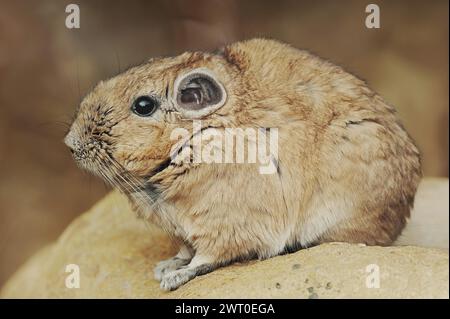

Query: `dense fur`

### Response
(65, 39, 422, 290)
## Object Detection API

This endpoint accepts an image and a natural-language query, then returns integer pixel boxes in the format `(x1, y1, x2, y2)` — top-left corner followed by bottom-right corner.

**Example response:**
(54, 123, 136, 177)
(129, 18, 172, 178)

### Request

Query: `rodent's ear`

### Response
(172, 68, 227, 119)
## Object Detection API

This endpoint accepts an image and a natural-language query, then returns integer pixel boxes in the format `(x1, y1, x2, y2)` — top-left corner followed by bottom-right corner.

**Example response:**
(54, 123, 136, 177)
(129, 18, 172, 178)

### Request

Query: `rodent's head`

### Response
(65, 42, 260, 192)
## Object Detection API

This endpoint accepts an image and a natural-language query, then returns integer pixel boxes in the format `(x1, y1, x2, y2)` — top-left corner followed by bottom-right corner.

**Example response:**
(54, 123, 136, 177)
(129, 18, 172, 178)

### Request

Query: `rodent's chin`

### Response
(73, 156, 106, 180)
(69, 151, 132, 192)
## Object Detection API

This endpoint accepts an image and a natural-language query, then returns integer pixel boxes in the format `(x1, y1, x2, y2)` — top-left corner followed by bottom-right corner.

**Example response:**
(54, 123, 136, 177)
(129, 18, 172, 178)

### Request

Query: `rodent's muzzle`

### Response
(64, 130, 97, 165)
(64, 128, 120, 186)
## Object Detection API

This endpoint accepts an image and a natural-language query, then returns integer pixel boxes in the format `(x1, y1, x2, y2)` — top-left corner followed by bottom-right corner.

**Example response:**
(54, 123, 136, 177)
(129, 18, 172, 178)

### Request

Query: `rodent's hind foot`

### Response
(160, 267, 197, 291)
(153, 257, 190, 282)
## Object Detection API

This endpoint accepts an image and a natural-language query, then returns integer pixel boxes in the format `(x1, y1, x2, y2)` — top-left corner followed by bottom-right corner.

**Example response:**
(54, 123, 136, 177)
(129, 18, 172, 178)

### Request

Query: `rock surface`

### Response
(1, 178, 449, 298)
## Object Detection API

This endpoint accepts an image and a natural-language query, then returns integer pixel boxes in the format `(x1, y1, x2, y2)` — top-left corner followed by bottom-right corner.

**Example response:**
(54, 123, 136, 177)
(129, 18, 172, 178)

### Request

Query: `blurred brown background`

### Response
(0, 0, 448, 286)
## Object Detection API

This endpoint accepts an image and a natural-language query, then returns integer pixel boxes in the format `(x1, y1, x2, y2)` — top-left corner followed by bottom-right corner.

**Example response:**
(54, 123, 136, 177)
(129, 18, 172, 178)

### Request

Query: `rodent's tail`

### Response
(394, 178, 449, 249)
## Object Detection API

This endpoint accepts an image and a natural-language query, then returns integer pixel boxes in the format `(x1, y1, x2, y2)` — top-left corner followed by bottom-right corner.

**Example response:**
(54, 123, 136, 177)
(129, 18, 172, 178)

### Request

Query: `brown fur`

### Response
(65, 38, 422, 290)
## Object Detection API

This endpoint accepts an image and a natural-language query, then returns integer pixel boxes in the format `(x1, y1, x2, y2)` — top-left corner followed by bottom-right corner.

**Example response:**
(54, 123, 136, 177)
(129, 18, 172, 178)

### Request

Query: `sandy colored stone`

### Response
(1, 178, 448, 298)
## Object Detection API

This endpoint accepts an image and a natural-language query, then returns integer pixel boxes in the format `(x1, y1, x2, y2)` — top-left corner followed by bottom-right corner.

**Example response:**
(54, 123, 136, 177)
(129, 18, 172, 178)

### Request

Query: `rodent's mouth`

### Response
(71, 153, 106, 180)
(67, 146, 129, 191)
(72, 147, 172, 199)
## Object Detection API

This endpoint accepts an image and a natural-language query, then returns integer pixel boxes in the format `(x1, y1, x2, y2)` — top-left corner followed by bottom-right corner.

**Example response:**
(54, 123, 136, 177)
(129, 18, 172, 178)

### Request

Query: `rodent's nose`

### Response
(64, 131, 77, 152)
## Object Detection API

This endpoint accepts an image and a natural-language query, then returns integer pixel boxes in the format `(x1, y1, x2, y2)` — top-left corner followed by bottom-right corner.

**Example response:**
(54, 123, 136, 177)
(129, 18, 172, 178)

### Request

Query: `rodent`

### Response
(65, 38, 422, 291)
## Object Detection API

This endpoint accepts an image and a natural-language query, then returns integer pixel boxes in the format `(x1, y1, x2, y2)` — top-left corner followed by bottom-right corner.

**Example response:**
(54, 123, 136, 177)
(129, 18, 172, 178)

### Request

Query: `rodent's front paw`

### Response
(154, 257, 190, 282)
(160, 268, 196, 291)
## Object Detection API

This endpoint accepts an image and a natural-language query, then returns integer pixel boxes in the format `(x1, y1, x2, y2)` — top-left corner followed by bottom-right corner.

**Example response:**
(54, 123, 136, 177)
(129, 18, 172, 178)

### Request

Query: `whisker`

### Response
(94, 155, 181, 246)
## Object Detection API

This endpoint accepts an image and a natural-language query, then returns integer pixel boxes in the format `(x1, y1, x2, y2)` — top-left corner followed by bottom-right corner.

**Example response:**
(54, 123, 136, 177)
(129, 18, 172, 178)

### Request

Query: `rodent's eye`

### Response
(131, 96, 159, 117)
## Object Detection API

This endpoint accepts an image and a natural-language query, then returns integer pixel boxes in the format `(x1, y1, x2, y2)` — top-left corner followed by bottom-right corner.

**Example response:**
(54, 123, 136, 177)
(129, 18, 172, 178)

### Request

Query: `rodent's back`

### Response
(226, 39, 421, 246)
